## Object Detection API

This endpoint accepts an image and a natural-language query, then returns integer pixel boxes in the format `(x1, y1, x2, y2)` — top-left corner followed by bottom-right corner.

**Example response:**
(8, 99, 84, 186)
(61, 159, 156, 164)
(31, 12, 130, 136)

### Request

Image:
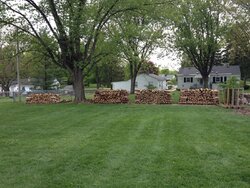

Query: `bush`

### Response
(146, 84, 157, 90)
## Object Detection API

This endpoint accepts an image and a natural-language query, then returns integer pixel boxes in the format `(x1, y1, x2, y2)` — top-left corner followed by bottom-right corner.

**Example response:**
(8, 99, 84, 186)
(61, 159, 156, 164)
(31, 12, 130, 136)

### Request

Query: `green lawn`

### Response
(0, 103, 249, 188)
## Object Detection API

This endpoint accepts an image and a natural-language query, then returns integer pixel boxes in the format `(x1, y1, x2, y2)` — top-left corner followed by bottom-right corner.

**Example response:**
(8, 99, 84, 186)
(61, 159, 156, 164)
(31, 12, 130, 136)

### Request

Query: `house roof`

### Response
(147, 74, 167, 81)
(178, 65, 241, 76)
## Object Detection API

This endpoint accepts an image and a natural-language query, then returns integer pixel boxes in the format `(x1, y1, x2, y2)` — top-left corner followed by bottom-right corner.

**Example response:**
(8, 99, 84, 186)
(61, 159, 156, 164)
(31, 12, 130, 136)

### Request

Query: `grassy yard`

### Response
(0, 103, 249, 188)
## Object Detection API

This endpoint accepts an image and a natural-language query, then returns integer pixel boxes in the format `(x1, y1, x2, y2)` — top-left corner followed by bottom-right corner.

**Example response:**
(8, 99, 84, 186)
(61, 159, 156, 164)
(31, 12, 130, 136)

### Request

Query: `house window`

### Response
(184, 77, 193, 83)
(213, 76, 223, 83)
(135, 82, 138, 87)
(224, 76, 227, 82)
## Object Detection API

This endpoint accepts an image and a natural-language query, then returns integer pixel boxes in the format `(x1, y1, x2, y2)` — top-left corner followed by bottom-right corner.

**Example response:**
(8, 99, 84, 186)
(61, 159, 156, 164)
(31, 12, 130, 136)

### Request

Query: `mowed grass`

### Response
(0, 103, 249, 188)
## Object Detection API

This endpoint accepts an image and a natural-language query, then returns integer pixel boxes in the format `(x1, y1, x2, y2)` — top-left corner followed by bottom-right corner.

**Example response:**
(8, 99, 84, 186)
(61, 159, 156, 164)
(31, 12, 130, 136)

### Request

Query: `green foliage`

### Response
(109, 1, 166, 93)
(139, 61, 159, 75)
(220, 76, 243, 89)
(170, 0, 227, 87)
(0, 43, 16, 91)
(0, 0, 152, 101)
(146, 84, 157, 90)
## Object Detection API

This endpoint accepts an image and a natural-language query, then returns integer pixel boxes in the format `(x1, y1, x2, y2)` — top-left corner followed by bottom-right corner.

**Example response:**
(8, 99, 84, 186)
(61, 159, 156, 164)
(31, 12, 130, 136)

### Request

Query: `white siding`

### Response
(112, 74, 167, 92)
(9, 84, 33, 92)
(112, 81, 131, 91)
(177, 75, 199, 89)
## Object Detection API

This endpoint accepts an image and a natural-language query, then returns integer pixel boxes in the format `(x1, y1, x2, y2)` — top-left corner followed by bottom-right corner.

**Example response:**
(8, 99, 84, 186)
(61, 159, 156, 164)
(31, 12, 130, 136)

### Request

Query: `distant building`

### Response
(9, 78, 34, 93)
(177, 65, 241, 89)
(112, 74, 167, 92)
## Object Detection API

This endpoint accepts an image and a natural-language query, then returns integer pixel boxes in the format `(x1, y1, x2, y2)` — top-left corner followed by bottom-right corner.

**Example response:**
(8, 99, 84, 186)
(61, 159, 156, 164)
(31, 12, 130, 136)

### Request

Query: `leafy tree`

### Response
(93, 58, 125, 89)
(170, 0, 226, 88)
(139, 61, 159, 75)
(224, 1, 250, 85)
(109, 2, 167, 93)
(0, 44, 16, 95)
(22, 34, 69, 90)
(0, 0, 143, 102)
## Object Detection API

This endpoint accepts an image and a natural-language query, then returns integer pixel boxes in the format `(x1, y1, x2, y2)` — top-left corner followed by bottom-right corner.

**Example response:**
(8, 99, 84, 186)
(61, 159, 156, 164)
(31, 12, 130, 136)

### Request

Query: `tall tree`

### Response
(111, 4, 165, 94)
(224, 0, 250, 85)
(170, 0, 226, 88)
(0, 0, 142, 102)
(0, 44, 16, 95)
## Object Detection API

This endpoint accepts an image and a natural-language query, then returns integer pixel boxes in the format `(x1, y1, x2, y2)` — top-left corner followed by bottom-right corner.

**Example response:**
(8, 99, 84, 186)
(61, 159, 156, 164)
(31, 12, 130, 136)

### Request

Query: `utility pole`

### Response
(16, 28, 21, 102)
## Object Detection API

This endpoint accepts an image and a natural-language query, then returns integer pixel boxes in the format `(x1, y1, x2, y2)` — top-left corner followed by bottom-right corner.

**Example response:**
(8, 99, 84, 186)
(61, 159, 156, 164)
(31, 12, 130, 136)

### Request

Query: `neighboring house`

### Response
(177, 64, 241, 90)
(112, 74, 167, 92)
(62, 85, 74, 94)
(9, 78, 34, 94)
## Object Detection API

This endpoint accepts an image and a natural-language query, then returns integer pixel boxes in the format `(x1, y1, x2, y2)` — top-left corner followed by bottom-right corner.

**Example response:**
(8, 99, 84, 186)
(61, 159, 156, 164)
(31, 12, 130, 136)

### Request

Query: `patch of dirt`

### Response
(235, 107, 250, 116)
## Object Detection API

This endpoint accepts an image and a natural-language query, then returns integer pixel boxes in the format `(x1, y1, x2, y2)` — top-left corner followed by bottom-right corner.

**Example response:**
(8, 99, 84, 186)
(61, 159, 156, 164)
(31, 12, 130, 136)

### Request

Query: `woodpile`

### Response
(135, 90, 171, 104)
(94, 90, 129, 104)
(26, 93, 61, 104)
(242, 93, 250, 104)
(179, 89, 219, 105)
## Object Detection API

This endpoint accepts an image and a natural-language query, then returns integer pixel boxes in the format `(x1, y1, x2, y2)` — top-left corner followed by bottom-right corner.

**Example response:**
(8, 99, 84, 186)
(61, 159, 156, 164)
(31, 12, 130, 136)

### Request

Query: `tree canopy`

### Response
(170, 0, 226, 88)
(0, 0, 149, 102)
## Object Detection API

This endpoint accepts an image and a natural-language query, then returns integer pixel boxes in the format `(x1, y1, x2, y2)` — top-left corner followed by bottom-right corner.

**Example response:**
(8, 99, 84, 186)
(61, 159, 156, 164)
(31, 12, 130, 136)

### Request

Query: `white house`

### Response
(9, 79, 34, 94)
(112, 74, 167, 92)
(177, 65, 241, 89)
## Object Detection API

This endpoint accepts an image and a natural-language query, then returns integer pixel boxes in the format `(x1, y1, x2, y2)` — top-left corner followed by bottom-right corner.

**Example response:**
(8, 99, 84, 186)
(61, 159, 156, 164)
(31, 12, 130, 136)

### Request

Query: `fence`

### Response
(218, 88, 249, 108)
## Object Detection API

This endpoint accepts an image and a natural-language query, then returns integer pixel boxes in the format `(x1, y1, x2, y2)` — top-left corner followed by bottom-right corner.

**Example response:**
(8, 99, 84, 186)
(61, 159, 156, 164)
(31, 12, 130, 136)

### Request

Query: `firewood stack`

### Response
(26, 93, 61, 104)
(135, 90, 172, 104)
(179, 89, 219, 105)
(242, 93, 250, 104)
(94, 90, 129, 104)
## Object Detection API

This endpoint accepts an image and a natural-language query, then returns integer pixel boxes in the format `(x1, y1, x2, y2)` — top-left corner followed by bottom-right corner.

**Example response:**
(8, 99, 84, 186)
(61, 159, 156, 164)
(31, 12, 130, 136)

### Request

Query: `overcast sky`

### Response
(150, 51, 181, 71)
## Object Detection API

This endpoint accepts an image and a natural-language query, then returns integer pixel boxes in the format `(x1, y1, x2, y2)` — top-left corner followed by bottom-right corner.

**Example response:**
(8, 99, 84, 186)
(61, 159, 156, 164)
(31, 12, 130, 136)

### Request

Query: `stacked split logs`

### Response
(179, 89, 219, 105)
(26, 93, 61, 104)
(94, 90, 129, 104)
(135, 90, 171, 104)
(243, 93, 250, 104)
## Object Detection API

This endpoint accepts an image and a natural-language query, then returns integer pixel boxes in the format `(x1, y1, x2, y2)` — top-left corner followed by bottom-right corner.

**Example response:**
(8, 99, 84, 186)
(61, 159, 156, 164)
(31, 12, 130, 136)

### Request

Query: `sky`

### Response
(149, 51, 181, 71)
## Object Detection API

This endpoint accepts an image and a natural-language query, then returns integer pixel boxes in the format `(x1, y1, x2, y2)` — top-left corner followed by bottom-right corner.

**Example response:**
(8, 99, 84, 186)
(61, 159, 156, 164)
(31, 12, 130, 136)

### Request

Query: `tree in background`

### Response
(0, 0, 144, 102)
(139, 61, 159, 75)
(112, 3, 166, 94)
(22, 33, 68, 90)
(224, 0, 250, 86)
(170, 0, 226, 88)
(91, 59, 125, 89)
(0, 44, 16, 95)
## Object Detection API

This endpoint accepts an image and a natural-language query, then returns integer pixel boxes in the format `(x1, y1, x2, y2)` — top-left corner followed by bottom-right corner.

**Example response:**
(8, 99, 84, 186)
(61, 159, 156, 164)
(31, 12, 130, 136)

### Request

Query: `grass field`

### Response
(0, 103, 249, 188)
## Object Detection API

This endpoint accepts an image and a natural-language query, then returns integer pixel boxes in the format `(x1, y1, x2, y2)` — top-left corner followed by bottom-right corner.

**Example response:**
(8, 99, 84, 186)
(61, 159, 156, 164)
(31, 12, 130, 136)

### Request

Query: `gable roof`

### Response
(178, 65, 241, 76)
(147, 74, 167, 81)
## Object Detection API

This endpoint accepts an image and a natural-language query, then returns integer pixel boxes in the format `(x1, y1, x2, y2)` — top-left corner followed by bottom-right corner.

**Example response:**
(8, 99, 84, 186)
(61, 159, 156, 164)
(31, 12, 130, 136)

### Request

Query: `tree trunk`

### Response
(2, 85, 10, 97)
(44, 62, 48, 90)
(130, 76, 136, 94)
(243, 77, 247, 86)
(72, 67, 85, 103)
(95, 66, 101, 89)
(203, 76, 209, 88)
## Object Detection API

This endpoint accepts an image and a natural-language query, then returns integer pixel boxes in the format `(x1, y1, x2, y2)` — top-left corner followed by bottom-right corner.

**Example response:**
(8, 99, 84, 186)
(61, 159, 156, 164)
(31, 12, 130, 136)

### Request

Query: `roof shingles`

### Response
(178, 65, 241, 76)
